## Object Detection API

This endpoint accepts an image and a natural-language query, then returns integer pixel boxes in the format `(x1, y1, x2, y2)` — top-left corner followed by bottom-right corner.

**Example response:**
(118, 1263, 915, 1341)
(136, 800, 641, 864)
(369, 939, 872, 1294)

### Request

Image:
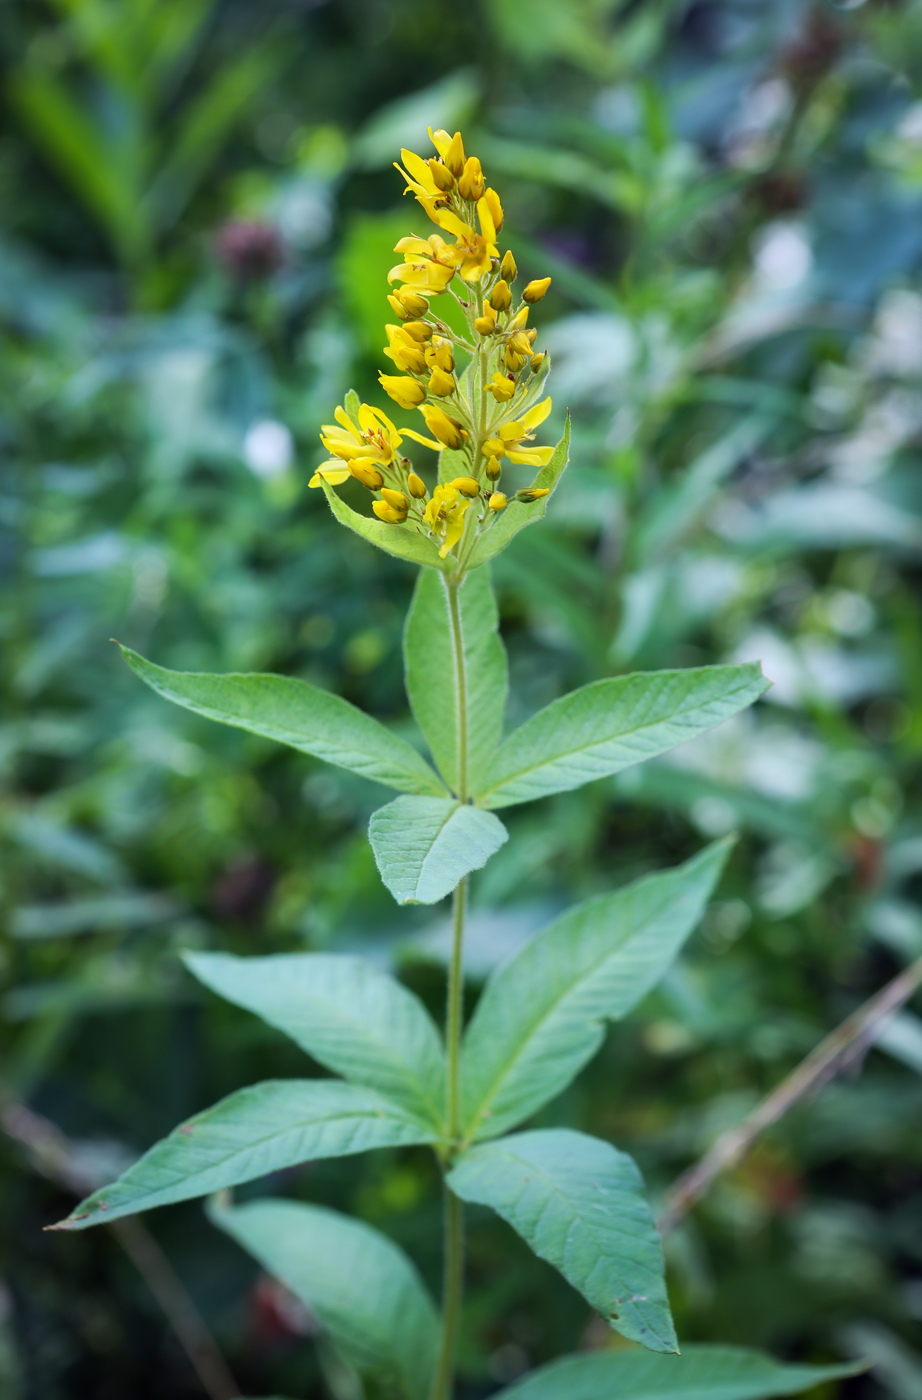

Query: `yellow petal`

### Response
(401, 428, 443, 451)
(428, 126, 452, 157)
(394, 235, 434, 256)
(476, 196, 496, 245)
(333, 406, 358, 434)
(400, 148, 437, 189)
(521, 397, 552, 431)
(308, 463, 351, 487)
(434, 209, 473, 241)
(506, 445, 554, 466)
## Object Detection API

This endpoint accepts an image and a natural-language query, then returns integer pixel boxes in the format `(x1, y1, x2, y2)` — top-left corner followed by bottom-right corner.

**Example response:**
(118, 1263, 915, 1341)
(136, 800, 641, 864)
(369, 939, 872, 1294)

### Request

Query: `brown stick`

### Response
(0, 1094, 240, 1400)
(658, 954, 922, 1236)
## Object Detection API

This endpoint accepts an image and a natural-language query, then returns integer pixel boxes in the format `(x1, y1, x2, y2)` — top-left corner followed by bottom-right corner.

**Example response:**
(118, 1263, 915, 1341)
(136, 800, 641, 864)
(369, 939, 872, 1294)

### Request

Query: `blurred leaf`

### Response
(449, 1128, 677, 1352)
(57, 1081, 439, 1229)
(212, 1198, 438, 1400)
(352, 70, 480, 170)
(495, 1346, 864, 1399)
(184, 953, 446, 1127)
(12, 891, 179, 940)
(460, 840, 732, 1141)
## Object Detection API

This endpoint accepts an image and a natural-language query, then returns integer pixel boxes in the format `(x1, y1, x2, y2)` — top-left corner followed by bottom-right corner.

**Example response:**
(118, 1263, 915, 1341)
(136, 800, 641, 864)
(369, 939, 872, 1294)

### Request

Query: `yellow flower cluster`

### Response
(310, 126, 556, 563)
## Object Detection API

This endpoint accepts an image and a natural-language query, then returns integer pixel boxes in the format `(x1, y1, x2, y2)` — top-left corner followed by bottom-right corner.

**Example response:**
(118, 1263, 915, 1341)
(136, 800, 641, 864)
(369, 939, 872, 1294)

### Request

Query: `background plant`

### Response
(3, 3, 922, 1398)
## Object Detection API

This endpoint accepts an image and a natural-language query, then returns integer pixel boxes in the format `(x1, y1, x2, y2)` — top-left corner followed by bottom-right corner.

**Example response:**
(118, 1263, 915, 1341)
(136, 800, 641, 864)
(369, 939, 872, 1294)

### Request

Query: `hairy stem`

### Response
(429, 571, 472, 1400)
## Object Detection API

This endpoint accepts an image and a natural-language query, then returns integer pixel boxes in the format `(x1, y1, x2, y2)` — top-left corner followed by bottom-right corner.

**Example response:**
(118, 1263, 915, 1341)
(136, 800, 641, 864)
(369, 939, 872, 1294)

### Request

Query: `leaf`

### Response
(320, 478, 447, 568)
(460, 840, 731, 1141)
(369, 796, 508, 905)
(475, 663, 769, 809)
(448, 1128, 676, 1353)
(184, 953, 446, 1128)
(494, 1345, 864, 1400)
(403, 566, 508, 795)
(467, 418, 570, 568)
(54, 1081, 438, 1230)
(212, 1198, 438, 1400)
(119, 646, 445, 796)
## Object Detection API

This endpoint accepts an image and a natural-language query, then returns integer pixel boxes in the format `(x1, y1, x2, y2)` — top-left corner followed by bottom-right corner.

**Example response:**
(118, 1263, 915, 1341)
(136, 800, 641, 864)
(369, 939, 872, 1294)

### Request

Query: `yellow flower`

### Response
(434, 197, 499, 282)
(423, 483, 471, 559)
(320, 402, 404, 467)
(428, 366, 456, 397)
(388, 234, 457, 297)
(349, 459, 385, 489)
(489, 398, 554, 466)
(523, 277, 552, 303)
(379, 374, 427, 410)
(485, 371, 516, 402)
(383, 324, 427, 373)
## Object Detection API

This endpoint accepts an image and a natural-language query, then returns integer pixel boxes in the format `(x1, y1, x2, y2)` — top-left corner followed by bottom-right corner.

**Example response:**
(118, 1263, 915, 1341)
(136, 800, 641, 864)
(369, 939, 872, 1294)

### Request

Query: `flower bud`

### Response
(350, 459, 384, 489)
(488, 492, 507, 511)
(450, 476, 481, 497)
(523, 277, 552, 303)
(381, 488, 409, 512)
(484, 455, 502, 480)
(484, 436, 506, 458)
(500, 250, 517, 283)
(407, 472, 427, 498)
(420, 404, 466, 450)
(427, 158, 455, 191)
(402, 320, 433, 342)
(387, 293, 409, 320)
(509, 331, 532, 356)
(458, 156, 485, 201)
(428, 366, 456, 397)
(397, 288, 429, 317)
(445, 132, 466, 177)
(516, 487, 550, 502)
(530, 351, 547, 373)
(507, 306, 529, 331)
(489, 279, 512, 312)
(379, 373, 426, 410)
(474, 307, 496, 335)
(504, 347, 527, 372)
(482, 187, 503, 231)
(425, 338, 454, 372)
(373, 500, 408, 524)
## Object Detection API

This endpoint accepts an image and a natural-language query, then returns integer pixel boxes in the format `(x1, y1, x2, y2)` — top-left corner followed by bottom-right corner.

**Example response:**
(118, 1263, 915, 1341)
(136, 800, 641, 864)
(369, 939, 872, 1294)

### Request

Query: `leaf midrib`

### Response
(144, 675, 441, 787)
(461, 883, 688, 1143)
(97, 1098, 435, 1214)
(476, 669, 758, 800)
(463, 1144, 673, 1349)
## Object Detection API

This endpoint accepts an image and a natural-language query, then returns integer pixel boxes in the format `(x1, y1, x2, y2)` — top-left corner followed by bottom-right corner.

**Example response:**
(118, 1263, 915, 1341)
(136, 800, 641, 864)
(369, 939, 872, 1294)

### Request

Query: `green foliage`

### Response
(184, 953, 446, 1128)
(460, 840, 732, 1141)
(494, 1347, 865, 1400)
(476, 665, 770, 808)
(369, 797, 509, 905)
(404, 567, 508, 796)
(449, 1128, 676, 1352)
(211, 1198, 439, 1400)
(119, 645, 447, 796)
(58, 1081, 438, 1229)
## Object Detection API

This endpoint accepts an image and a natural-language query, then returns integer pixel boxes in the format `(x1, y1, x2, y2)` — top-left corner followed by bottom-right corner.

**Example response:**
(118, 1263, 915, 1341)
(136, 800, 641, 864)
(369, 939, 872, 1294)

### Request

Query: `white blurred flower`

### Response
(753, 221, 813, 289)
(243, 419, 294, 478)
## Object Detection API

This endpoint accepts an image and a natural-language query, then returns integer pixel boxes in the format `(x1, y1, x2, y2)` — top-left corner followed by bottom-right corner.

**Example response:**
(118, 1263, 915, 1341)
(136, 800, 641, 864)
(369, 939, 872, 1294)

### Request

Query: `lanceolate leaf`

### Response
(119, 647, 445, 796)
(475, 663, 769, 809)
(369, 796, 508, 905)
(320, 478, 446, 569)
(184, 953, 446, 1128)
(53, 1082, 438, 1231)
(403, 566, 508, 796)
(495, 1345, 864, 1400)
(467, 417, 571, 569)
(460, 840, 731, 1141)
(212, 1198, 438, 1400)
(448, 1129, 677, 1353)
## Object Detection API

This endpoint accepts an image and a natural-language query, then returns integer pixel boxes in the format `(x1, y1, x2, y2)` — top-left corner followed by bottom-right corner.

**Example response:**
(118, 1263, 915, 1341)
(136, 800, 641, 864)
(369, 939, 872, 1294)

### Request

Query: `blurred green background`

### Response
(3, 1, 922, 1396)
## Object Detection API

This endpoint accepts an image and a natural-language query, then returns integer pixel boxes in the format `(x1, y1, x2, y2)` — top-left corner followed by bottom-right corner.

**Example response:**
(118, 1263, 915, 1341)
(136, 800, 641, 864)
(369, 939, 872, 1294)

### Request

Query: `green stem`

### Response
(428, 574, 471, 1400)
